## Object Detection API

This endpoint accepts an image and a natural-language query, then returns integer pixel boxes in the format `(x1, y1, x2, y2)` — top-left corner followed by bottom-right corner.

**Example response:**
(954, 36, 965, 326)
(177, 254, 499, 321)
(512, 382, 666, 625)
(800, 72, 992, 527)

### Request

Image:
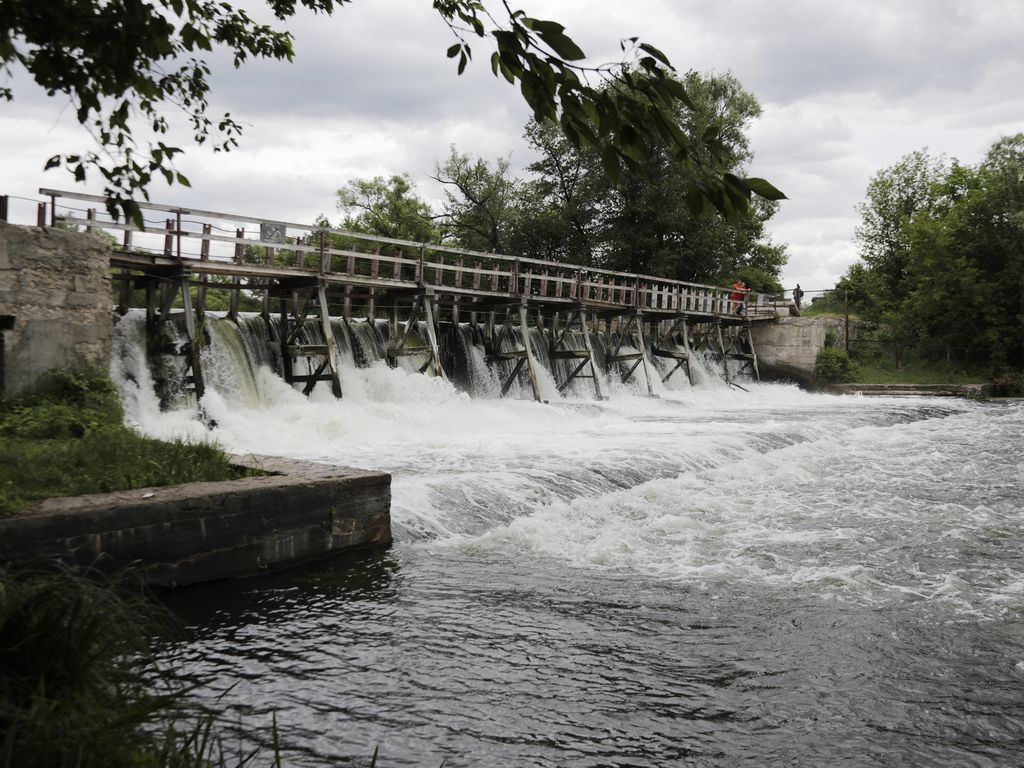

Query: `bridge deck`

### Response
(45, 188, 785, 324)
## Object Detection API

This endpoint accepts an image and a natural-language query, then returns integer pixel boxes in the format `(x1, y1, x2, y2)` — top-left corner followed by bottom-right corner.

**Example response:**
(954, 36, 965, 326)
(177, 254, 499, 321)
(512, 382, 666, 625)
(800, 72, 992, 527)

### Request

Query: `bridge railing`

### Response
(37, 188, 770, 317)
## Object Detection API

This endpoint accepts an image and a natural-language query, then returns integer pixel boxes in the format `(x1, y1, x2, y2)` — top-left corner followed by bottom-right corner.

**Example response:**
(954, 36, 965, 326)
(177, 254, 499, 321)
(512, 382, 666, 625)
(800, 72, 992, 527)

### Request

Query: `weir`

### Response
(40, 188, 784, 406)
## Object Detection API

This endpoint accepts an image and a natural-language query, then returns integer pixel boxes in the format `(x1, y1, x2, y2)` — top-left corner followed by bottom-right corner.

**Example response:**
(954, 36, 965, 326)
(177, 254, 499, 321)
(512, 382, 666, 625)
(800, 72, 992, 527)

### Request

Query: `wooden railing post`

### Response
(163, 219, 174, 256)
(233, 228, 245, 263)
(175, 210, 182, 259)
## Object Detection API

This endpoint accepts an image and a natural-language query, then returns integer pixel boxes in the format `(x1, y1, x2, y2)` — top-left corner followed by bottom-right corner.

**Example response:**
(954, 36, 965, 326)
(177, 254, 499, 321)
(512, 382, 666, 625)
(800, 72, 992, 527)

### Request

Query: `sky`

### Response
(3, 0, 1023, 293)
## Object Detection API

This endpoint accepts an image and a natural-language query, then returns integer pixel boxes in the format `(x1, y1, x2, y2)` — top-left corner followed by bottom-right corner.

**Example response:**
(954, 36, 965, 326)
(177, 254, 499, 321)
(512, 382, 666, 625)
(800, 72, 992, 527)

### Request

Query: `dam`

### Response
(1, 191, 1022, 766)
(31, 188, 781, 405)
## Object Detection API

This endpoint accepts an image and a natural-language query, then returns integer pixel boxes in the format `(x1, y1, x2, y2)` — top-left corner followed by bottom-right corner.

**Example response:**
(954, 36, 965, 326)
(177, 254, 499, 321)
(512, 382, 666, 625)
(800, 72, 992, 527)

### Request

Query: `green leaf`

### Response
(638, 43, 672, 68)
(686, 188, 708, 217)
(447, 43, 461, 59)
(44, 155, 61, 171)
(533, 26, 586, 61)
(743, 177, 788, 201)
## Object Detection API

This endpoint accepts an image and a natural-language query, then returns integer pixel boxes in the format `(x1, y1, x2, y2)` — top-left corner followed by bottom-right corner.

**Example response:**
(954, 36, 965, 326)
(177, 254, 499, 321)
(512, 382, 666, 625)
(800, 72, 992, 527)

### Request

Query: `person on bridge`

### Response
(730, 280, 748, 316)
(793, 283, 805, 309)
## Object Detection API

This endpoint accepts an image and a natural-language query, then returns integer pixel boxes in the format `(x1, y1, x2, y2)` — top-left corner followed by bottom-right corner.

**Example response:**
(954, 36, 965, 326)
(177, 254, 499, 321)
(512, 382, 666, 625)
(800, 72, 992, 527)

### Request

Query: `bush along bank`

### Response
(0, 562, 286, 768)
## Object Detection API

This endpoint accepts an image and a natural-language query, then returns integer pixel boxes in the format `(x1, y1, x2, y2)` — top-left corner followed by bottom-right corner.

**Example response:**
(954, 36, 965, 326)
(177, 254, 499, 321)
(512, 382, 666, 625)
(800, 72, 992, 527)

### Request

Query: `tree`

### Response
(518, 71, 787, 284)
(336, 174, 438, 242)
(1, 0, 782, 224)
(842, 135, 1024, 370)
(431, 147, 521, 252)
(853, 149, 949, 312)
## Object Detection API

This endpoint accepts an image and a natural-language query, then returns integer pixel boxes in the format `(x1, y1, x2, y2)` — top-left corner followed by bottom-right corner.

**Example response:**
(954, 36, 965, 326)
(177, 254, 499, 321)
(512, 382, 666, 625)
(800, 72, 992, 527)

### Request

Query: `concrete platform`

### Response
(823, 383, 994, 397)
(0, 455, 391, 587)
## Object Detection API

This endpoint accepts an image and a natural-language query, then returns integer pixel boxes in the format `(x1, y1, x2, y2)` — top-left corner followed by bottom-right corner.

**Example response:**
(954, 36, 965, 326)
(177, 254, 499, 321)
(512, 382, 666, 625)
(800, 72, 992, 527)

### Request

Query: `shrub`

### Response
(0, 565, 278, 768)
(815, 347, 854, 383)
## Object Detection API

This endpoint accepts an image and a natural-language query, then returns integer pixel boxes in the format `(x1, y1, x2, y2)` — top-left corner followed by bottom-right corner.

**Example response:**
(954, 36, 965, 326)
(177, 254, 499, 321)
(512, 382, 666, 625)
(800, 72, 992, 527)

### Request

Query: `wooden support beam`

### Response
(315, 283, 344, 398)
(178, 272, 205, 402)
(681, 318, 694, 386)
(517, 300, 542, 402)
(715, 321, 731, 385)
(606, 312, 653, 395)
(117, 269, 131, 316)
(421, 288, 447, 381)
(547, 306, 603, 400)
(632, 312, 654, 395)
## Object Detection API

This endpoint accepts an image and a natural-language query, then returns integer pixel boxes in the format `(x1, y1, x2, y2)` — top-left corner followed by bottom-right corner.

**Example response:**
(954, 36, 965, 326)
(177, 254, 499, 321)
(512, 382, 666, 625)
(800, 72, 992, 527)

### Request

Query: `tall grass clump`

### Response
(0, 564, 274, 768)
(0, 369, 246, 516)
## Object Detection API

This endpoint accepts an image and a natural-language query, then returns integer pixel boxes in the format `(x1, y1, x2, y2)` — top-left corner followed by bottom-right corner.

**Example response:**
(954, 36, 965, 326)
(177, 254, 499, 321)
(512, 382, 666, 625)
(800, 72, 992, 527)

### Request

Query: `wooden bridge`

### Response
(35, 188, 785, 403)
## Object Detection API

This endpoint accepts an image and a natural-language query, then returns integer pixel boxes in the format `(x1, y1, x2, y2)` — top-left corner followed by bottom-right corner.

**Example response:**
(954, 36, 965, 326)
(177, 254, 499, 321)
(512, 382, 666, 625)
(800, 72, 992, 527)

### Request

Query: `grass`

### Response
(0, 563, 281, 768)
(849, 359, 989, 385)
(0, 369, 249, 517)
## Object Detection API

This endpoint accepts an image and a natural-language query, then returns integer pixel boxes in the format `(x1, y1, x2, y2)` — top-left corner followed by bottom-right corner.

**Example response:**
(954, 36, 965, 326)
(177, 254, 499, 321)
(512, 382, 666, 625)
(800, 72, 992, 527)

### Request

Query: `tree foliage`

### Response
(843, 135, 1024, 370)
(2, 0, 783, 225)
(853, 149, 950, 310)
(431, 147, 521, 252)
(515, 71, 787, 287)
(336, 174, 438, 242)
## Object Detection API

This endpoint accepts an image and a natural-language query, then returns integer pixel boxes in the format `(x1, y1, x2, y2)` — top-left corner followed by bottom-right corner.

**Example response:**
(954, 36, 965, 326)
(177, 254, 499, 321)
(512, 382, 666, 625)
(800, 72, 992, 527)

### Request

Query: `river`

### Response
(113, 313, 1024, 767)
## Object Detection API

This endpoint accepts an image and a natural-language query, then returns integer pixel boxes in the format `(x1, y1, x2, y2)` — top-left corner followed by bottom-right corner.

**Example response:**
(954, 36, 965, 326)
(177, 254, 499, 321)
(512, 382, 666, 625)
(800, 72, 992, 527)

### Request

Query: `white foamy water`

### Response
(116, 312, 1024, 766)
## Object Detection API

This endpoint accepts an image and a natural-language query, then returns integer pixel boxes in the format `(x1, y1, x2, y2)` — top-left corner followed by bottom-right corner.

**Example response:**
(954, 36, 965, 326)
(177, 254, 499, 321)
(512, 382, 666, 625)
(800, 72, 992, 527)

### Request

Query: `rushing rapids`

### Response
(111, 311, 1024, 767)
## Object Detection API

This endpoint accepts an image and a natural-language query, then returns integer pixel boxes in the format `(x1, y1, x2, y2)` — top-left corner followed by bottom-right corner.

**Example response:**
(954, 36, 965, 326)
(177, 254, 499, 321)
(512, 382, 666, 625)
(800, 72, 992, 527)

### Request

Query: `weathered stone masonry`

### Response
(0, 457, 392, 587)
(0, 220, 112, 394)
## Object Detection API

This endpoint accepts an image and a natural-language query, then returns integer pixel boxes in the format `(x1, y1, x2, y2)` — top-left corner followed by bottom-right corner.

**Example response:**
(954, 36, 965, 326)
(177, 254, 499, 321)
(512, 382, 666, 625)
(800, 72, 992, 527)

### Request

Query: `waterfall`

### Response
(111, 309, 750, 415)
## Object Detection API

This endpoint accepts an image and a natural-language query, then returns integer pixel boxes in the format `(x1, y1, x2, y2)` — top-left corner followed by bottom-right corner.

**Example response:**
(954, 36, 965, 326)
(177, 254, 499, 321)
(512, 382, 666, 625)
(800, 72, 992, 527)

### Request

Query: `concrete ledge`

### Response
(824, 383, 994, 397)
(0, 456, 391, 587)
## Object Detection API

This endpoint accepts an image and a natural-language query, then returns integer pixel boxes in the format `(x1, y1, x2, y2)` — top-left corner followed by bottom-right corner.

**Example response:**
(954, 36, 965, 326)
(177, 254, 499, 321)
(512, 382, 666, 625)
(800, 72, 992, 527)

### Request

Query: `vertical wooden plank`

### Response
(369, 252, 379, 323)
(518, 300, 542, 402)
(117, 270, 130, 316)
(317, 283, 344, 398)
(632, 311, 654, 396)
(179, 272, 205, 402)
(422, 289, 448, 381)
(578, 307, 604, 401)
(344, 247, 354, 320)
(681, 318, 694, 386)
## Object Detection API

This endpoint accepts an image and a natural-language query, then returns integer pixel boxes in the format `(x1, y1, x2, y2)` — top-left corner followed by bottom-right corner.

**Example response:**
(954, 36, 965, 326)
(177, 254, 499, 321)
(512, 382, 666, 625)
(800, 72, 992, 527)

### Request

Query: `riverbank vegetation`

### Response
(814, 325, 991, 386)
(0, 369, 244, 517)
(825, 134, 1024, 377)
(0, 563, 279, 767)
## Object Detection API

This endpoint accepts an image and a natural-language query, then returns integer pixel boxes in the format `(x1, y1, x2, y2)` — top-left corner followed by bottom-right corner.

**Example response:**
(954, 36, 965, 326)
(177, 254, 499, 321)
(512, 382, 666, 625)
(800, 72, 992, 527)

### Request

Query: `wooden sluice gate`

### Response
(43, 188, 781, 405)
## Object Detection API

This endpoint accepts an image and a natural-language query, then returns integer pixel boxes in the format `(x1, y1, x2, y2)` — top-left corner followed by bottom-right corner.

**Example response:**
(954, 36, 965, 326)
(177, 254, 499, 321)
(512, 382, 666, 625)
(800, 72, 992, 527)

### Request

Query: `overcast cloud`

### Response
(3, 0, 1022, 292)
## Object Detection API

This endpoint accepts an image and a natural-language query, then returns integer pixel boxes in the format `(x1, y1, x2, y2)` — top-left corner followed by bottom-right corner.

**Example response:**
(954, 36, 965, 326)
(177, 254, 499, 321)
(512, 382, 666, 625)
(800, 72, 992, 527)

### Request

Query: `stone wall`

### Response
(0, 221, 112, 394)
(0, 457, 392, 587)
(750, 316, 868, 386)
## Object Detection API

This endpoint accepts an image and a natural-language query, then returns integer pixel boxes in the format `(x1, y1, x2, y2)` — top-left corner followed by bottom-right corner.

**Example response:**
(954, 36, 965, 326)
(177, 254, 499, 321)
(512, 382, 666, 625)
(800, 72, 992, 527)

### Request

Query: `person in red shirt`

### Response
(730, 280, 748, 316)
